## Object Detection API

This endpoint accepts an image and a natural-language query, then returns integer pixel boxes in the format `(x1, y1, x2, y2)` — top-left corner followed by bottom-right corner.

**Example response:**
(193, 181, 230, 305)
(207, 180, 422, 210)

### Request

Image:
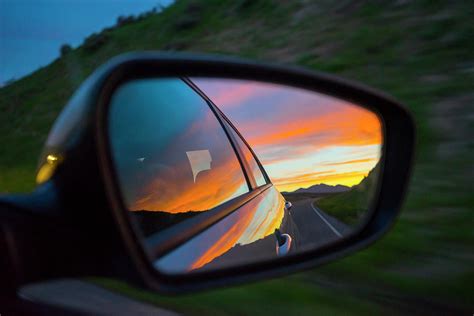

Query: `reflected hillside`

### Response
(315, 163, 381, 226)
(282, 183, 350, 203)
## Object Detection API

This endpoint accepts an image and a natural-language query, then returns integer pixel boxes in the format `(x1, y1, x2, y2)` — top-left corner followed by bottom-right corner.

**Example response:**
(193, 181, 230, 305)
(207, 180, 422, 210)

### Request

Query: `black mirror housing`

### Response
(1, 52, 415, 294)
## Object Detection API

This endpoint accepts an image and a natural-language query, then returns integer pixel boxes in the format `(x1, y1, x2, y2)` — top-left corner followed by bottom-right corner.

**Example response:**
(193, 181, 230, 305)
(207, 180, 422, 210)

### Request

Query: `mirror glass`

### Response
(108, 77, 383, 274)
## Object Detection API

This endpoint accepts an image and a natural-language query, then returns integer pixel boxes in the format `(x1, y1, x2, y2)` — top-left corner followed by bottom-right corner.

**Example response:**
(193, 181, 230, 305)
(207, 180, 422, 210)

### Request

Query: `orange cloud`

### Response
(322, 157, 377, 166)
(244, 105, 381, 150)
(271, 170, 338, 185)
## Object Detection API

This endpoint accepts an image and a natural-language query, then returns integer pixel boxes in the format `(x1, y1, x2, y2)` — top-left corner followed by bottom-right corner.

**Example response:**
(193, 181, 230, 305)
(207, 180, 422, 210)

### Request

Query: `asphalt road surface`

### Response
(289, 198, 351, 250)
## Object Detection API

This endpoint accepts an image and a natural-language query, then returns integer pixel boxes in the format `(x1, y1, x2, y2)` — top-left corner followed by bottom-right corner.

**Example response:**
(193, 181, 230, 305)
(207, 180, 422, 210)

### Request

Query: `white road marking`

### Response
(310, 203, 343, 237)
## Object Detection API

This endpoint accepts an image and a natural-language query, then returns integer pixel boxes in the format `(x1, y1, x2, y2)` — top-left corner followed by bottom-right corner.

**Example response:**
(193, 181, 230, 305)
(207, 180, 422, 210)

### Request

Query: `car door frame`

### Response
(183, 77, 272, 189)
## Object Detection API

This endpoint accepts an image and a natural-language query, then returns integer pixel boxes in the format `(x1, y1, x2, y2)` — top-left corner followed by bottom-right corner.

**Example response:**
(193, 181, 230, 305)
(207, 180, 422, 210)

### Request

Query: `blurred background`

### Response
(0, 0, 472, 314)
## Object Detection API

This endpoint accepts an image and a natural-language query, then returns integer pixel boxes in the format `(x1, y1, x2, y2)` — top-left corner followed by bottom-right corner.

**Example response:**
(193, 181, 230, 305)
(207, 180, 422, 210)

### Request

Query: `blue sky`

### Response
(0, 0, 173, 85)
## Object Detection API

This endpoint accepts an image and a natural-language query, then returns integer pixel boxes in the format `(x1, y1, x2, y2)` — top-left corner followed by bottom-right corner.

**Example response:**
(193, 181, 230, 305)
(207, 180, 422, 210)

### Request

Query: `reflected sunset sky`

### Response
(194, 78, 382, 192)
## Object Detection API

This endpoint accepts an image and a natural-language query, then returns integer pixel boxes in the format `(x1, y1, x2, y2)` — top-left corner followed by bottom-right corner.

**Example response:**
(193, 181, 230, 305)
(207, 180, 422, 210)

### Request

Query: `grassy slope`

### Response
(1, 0, 473, 314)
(316, 163, 380, 225)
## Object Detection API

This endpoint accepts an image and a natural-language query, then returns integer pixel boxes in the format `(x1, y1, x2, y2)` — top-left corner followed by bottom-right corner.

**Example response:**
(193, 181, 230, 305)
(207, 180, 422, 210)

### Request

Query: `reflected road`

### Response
(201, 197, 351, 270)
(288, 198, 351, 250)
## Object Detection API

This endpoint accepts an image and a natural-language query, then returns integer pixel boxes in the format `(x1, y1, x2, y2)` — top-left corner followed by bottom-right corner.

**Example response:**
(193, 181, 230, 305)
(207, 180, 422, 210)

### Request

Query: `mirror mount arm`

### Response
(0, 181, 143, 293)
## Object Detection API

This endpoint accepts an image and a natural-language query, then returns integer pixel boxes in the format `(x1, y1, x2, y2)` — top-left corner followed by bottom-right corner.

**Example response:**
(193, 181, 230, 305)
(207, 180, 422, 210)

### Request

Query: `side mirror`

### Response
(2, 53, 414, 294)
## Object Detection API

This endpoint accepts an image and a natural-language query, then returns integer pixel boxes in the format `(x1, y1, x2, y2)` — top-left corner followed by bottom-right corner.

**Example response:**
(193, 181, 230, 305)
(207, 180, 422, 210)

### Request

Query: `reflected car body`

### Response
(154, 186, 298, 273)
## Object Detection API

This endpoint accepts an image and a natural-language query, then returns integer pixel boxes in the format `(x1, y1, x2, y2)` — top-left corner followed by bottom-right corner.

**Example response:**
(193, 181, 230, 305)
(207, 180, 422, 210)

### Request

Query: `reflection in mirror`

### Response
(108, 77, 382, 275)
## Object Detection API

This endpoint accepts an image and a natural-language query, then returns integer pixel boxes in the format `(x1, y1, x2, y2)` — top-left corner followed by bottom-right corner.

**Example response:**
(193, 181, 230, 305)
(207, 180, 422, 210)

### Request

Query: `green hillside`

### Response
(316, 163, 380, 226)
(1, 0, 473, 314)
